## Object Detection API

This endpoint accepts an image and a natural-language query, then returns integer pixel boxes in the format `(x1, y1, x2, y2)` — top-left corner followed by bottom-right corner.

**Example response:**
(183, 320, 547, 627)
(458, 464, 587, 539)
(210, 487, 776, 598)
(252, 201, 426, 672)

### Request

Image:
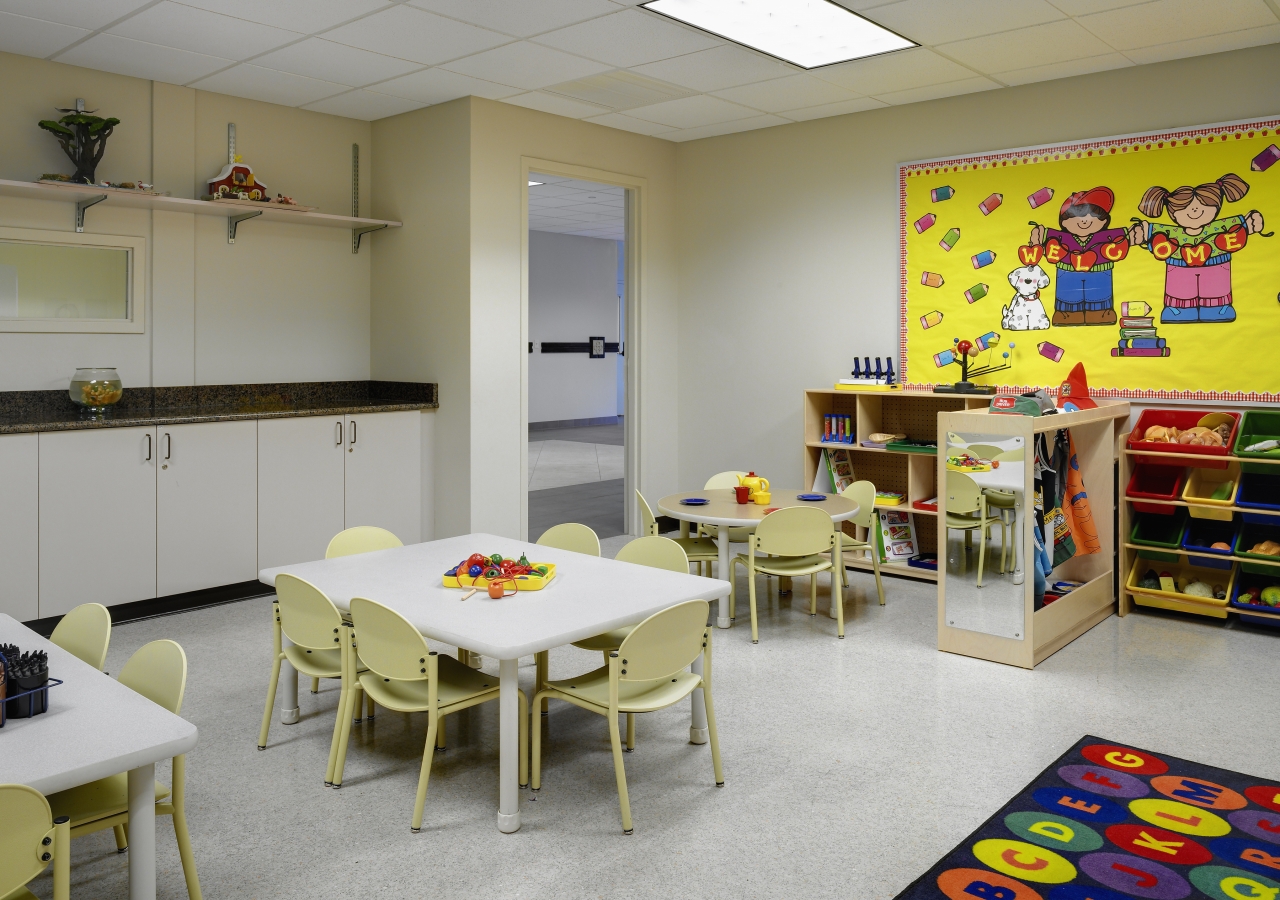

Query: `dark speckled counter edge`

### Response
(0, 380, 438, 434)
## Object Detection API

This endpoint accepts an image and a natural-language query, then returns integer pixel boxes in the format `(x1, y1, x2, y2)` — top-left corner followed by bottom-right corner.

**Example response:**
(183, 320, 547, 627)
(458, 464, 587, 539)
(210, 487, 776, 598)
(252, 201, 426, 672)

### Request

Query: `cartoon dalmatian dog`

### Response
(1002, 264, 1052, 331)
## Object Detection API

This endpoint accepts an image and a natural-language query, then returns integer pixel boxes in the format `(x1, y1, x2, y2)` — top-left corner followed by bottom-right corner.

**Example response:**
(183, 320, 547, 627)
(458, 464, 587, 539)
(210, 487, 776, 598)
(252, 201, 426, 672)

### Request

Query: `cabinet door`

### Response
(0, 433, 39, 621)
(157, 421, 258, 596)
(344, 411, 421, 544)
(39, 427, 157, 617)
(258, 416, 345, 569)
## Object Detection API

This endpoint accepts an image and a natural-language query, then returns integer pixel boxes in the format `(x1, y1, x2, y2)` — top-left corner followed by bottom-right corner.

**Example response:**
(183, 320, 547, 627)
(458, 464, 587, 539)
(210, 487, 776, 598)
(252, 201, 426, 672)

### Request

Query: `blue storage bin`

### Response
(1229, 569, 1280, 628)
(1237, 472, 1280, 524)
(1181, 518, 1239, 570)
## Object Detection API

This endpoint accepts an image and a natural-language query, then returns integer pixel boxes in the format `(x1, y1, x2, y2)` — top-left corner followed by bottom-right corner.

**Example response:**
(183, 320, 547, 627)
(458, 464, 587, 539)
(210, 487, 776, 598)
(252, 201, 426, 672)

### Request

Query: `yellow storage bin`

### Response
(1126, 554, 1235, 618)
(1182, 461, 1240, 520)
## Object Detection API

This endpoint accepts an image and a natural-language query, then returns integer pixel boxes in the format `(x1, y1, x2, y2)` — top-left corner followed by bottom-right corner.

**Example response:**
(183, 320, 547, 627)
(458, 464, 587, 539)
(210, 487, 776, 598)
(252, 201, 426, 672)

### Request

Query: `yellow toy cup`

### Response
(753, 491, 772, 505)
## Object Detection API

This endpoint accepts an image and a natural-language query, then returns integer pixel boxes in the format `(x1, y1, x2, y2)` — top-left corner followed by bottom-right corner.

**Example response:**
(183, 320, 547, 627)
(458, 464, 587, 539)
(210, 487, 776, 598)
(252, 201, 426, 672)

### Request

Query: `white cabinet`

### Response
(344, 411, 421, 544)
(39, 427, 157, 618)
(0, 433, 39, 621)
(258, 416, 346, 570)
(157, 421, 258, 596)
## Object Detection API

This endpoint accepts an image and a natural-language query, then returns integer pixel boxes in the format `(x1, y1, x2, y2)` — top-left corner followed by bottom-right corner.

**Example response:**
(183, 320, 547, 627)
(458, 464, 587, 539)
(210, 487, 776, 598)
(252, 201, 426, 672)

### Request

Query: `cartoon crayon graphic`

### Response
(1037, 341, 1065, 362)
(1027, 187, 1054, 209)
(920, 310, 943, 330)
(1121, 301, 1151, 317)
(971, 250, 996, 269)
(975, 331, 999, 351)
(939, 227, 960, 251)
(921, 271, 945, 288)
(933, 349, 956, 367)
(979, 193, 1003, 215)
(964, 283, 989, 303)
(931, 186, 955, 202)
(1252, 144, 1280, 172)
(914, 213, 937, 233)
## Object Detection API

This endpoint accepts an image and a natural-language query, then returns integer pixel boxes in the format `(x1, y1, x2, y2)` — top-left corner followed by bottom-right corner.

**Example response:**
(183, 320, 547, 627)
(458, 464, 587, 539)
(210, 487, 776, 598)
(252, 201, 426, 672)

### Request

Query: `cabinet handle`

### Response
(145, 433, 152, 460)
(350, 420, 357, 445)
(335, 421, 343, 446)
(164, 432, 172, 460)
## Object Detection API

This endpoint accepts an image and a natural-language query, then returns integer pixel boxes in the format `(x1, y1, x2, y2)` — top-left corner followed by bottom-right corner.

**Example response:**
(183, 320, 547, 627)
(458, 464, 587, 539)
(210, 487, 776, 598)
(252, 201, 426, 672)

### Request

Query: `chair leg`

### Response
(730, 557, 742, 621)
(703, 679, 724, 787)
(748, 565, 759, 643)
(325, 677, 349, 785)
(411, 712, 439, 832)
(170, 756, 203, 900)
(625, 713, 635, 752)
(113, 823, 128, 852)
(531, 690, 546, 792)
(518, 690, 529, 788)
(872, 553, 885, 606)
(436, 713, 447, 751)
(834, 567, 845, 639)
(809, 572, 818, 616)
(977, 525, 987, 588)
(331, 682, 360, 787)
(608, 709, 633, 834)
(310, 676, 320, 694)
(257, 653, 282, 750)
(537, 651, 549, 715)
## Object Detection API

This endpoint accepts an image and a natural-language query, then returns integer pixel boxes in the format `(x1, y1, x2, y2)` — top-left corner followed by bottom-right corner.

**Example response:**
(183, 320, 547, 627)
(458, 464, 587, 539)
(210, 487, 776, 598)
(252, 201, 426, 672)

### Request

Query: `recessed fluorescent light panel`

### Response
(641, 0, 915, 69)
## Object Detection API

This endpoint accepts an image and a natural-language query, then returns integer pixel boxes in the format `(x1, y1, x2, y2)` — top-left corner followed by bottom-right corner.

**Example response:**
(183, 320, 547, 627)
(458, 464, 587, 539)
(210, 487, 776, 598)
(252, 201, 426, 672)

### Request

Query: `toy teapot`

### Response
(737, 472, 770, 498)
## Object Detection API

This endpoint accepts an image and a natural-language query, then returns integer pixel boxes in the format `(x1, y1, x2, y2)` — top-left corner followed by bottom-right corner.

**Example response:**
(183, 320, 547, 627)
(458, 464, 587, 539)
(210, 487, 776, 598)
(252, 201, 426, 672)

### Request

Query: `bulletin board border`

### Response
(898, 115, 1280, 403)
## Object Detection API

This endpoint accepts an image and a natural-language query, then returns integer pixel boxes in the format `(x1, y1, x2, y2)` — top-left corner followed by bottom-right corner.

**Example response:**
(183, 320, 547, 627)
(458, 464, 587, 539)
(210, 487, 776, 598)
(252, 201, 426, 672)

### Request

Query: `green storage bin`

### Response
(1236, 521, 1280, 574)
(1130, 509, 1188, 563)
(1234, 410, 1280, 474)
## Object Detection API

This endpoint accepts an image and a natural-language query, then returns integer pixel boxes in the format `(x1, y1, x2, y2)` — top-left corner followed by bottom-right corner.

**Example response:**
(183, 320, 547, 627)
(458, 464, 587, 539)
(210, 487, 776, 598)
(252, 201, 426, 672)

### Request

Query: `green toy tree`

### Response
(38, 108, 120, 185)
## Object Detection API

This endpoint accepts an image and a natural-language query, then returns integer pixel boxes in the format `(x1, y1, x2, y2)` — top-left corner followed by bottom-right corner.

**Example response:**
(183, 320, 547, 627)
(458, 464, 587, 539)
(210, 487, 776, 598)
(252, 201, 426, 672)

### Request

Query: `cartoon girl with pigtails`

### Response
(1128, 174, 1265, 323)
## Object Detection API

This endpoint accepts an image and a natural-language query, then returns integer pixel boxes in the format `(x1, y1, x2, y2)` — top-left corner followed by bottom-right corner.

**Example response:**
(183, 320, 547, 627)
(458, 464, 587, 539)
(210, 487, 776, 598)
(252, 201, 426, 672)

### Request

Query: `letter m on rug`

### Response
(1172, 780, 1222, 806)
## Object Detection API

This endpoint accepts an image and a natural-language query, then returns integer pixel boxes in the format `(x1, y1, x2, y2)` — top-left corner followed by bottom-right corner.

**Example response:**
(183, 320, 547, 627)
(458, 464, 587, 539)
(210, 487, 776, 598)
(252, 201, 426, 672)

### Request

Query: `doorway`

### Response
(526, 172, 629, 542)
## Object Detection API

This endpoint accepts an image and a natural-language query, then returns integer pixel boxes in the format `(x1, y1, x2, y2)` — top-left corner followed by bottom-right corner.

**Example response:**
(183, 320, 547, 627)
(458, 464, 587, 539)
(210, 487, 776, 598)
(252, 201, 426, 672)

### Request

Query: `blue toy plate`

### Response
(797, 494, 827, 501)
(680, 498, 709, 506)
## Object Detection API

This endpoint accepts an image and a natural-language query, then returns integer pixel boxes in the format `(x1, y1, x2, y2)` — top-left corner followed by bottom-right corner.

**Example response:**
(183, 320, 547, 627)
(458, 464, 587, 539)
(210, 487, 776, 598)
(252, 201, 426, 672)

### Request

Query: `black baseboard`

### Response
(24, 580, 273, 636)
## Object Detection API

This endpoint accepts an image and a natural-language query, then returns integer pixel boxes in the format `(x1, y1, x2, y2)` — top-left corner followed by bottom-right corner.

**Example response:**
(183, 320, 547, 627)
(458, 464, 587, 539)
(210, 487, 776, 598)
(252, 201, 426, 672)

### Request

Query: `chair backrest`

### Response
(275, 573, 345, 651)
(945, 471, 984, 516)
(615, 536, 689, 573)
(752, 506, 834, 556)
(349, 597, 431, 682)
(118, 639, 187, 716)
(703, 471, 747, 490)
(0, 784, 54, 896)
(326, 526, 403, 559)
(840, 480, 876, 530)
(617, 600, 709, 682)
(994, 446, 1025, 462)
(49, 602, 111, 671)
(961, 444, 1004, 460)
(636, 491, 658, 536)
(536, 522, 601, 556)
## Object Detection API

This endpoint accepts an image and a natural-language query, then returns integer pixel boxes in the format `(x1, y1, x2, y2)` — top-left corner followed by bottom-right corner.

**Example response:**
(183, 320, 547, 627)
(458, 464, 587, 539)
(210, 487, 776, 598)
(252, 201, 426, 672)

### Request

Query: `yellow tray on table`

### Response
(444, 563, 557, 591)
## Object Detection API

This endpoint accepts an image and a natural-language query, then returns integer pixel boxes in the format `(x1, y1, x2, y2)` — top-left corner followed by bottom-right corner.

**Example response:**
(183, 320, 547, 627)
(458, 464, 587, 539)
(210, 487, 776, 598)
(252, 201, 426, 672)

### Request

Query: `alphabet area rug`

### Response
(893, 735, 1280, 900)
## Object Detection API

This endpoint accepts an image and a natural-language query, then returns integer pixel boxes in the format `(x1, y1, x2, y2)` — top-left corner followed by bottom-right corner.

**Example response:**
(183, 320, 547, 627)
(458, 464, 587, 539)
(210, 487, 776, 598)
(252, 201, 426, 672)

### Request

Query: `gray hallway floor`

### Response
(528, 422, 625, 541)
(30, 558, 1280, 900)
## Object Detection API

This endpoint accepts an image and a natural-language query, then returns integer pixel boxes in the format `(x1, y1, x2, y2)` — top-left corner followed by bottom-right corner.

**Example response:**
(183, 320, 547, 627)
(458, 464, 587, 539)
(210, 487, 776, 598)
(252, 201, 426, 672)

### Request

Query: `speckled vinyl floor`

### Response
(27, 558, 1280, 900)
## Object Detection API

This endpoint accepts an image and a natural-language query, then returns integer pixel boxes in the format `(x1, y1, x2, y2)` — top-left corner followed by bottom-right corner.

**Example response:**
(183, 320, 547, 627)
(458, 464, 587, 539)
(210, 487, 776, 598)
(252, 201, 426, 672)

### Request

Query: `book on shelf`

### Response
(877, 509, 918, 562)
(825, 447, 855, 493)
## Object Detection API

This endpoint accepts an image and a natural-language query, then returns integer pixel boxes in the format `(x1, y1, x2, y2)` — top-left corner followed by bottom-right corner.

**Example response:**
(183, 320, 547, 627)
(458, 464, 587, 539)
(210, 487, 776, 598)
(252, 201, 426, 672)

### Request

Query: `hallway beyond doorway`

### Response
(528, 422, 624, 541)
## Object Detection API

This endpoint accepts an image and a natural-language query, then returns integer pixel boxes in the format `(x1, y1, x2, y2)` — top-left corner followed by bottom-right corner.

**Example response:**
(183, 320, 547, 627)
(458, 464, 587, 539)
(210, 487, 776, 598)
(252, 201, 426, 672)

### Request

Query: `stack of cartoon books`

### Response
(1112, 302, 1171, 357)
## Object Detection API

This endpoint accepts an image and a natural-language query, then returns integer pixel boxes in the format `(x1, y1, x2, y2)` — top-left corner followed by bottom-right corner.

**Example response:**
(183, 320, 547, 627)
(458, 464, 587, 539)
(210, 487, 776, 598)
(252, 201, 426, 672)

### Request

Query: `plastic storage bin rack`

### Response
(0, 677, 62, 727)
(1235, 521, 1280, 574)
(1182, 462, 1241, 521)
(1228, 569, 1280, 628)
(1128, 409, 1240, 468)
(1126, 465, 1187, 515)
(1126, 555, 1236, 616)
(1181, 517, 1239, 569)
(1130, 509, 1188, 563)
(1236, 471, 1280, 524)
(1234, 410, 1280, 473)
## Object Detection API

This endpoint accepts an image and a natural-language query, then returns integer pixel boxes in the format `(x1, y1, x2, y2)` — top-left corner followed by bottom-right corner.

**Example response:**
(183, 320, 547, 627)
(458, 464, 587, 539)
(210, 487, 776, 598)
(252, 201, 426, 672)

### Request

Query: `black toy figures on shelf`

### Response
(848, 356, 897, 386)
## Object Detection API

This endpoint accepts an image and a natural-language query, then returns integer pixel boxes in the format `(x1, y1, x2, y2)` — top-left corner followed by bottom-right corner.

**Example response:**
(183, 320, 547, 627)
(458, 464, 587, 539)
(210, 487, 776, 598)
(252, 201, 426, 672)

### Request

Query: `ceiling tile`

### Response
(1125, 21, 1280, 65)
(0, 0, 149, 31)
(625, 94, 758, 128)
(302, 89, 426, 120)
(441, 41, 613, 90)
(993, 52, 1132, 86)
(324, 6, 511, 66)
(812, 47, 975, 94)
(407, 0, 622, 38)
(1077, 0, 1276, 51)
(938, 19, 1115, 71)
(502, 91, 613, 118)
(864, 0, 1065, 45)
(631, 44, 796, 92)
(191, 64, 347, 106)
(1046, 0, 1167, 13)
(666, 114, 790, 142)
(782, 96, 889, 121)
(544, 70, 693, 110)
(369, 67, 522, 103)
(0, 11, 88, 58)
(533, 8, 720, 67)
(56, 33, 233, 84)
(712, 74, 859, 114)
(873, 75, 1000, 105)
(108, 2, 302, 62)
(178, 0, 393, 33)
(253, 38, 421, 87)
(585, 112, 678, 135)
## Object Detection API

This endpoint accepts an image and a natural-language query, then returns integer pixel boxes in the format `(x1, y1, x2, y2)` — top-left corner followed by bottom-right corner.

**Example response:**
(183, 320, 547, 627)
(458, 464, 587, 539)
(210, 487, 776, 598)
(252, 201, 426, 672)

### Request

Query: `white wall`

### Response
(529, 230, 618, 424)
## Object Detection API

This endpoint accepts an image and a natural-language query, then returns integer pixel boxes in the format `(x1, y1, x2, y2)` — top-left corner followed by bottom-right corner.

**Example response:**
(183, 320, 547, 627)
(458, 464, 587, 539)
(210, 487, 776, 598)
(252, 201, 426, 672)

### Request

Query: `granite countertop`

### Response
(0, 380, 437, 434)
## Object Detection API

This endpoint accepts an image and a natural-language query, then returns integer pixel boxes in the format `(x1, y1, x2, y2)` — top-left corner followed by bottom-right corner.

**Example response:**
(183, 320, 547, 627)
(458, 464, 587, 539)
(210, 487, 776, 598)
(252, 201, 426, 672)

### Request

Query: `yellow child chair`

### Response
(532, 599, 723, 834)
(48, 602, 111, 671)
(535, 522, 601, 556)
(838, 481, 886, 606)
(637, 491, 718, 575)
(0, 785, 70, 900)
(696, 471, 751, 545)
(945, 470, 1004, 588)
(257, 574, 370, 789)
(731, 505, 844, 642)
(984, 446, 1025, 575)
(47, 640, 202, 900)
(344, 597, 528, 832)
(325, 525, 403, 559)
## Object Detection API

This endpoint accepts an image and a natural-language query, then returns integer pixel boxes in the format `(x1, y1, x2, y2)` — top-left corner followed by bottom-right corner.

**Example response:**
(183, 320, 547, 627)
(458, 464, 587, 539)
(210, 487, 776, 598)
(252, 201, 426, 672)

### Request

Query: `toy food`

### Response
(868, 432, 906, 444)
(1139, 569, 1160, 589)
(1144, 425, 1178, 442)
(1184, 581, 1214, 598)
(1210, 541, 1232, 551)
(1249, 540, 1280, 556)
(1141, 424, 1225, 446)
(1263, 586, 1280, 607)
(1175, 426, 1224, 446)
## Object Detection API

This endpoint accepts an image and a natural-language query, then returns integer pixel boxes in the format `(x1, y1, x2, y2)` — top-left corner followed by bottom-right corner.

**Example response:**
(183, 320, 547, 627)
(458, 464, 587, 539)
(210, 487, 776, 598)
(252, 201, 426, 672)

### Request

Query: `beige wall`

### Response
(675, 43, 1280, 492)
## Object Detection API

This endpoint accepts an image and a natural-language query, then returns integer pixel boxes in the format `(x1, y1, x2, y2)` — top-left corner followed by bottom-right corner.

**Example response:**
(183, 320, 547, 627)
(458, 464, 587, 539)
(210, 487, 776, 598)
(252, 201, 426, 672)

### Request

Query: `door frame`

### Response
(520, 157, 644, 541)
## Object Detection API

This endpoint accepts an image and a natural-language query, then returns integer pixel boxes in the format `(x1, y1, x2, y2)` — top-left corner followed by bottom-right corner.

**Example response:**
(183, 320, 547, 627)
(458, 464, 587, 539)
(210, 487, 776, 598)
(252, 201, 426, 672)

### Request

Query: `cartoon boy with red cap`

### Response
(1026, 186, 1131, 327)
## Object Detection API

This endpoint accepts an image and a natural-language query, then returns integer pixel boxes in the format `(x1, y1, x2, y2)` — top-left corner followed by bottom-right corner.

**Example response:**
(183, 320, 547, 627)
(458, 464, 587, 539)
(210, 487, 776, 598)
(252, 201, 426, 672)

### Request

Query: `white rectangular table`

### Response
(259, 532, 730, 833)
(0, 614, 199, 900)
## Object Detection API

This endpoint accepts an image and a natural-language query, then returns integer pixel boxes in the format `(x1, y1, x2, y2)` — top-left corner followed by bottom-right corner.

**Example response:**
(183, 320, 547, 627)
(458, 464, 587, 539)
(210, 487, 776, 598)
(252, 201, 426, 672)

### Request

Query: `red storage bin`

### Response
(1126, 464, 1187, 514)
(1128, 409, 1240, 469)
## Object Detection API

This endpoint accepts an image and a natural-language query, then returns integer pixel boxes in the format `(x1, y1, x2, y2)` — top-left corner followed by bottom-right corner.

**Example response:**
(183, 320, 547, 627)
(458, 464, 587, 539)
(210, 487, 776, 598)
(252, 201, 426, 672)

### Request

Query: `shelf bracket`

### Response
(227, 210, 261, 244)
(352, 223, 386, 253)
(75, 194, 106, 233)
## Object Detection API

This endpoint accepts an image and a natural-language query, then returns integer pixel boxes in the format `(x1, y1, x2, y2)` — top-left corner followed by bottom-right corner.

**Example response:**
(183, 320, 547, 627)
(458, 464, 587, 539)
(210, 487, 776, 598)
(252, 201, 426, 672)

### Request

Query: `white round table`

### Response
(657, 488, 860, 628)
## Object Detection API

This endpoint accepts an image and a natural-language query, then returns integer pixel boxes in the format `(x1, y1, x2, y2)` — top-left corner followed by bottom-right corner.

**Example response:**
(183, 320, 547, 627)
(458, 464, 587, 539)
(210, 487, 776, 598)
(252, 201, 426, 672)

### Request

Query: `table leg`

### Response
(689, 654, 708, 744)
(128, 763, 155, 900)
(497, 658, 520, 833)
(280, 636, 299, 724)
(717, 532, 732, 629)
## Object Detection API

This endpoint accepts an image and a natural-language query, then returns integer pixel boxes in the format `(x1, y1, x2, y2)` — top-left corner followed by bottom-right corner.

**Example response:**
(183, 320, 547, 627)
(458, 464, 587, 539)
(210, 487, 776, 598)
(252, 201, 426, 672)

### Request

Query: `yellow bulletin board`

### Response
(900, 118, 1280, 402)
